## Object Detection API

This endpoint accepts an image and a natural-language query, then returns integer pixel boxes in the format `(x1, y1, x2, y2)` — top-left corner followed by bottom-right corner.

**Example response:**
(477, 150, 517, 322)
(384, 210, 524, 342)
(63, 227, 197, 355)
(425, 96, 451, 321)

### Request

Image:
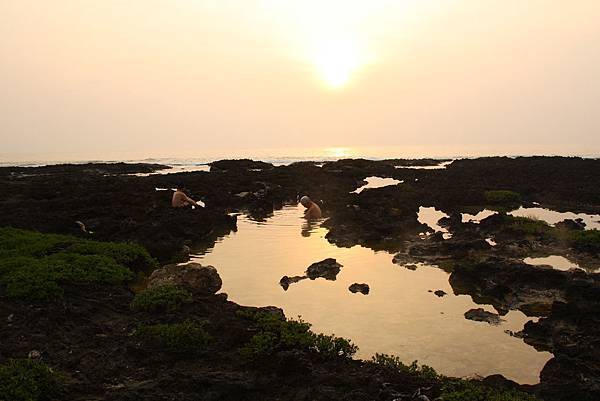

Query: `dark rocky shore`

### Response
(1, 157, 599, 400)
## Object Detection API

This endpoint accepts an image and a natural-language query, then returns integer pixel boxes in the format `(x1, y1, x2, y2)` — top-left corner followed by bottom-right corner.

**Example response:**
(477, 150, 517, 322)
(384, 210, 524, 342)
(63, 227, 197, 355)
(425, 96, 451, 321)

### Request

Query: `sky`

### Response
(1, 0, 600, 160)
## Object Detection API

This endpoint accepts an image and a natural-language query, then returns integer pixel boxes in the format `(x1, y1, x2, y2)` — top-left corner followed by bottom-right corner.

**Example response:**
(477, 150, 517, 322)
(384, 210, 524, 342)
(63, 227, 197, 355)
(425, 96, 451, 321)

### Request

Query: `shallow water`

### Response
(524, 255, 583, 272)
(395, 161, 454, 170)
(462, 210, 496, 224)
(193, 205, 551, 383)
(418, 207, 452, 239)
(352, 176, 403, 194)
(136, 164, 211, 176)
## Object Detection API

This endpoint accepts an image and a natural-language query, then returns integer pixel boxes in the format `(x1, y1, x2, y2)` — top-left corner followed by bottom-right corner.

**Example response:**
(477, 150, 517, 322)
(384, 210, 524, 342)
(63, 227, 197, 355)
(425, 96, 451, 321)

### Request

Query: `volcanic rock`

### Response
(148, 262, 222, 295)
(349, 283, 370, 295)
(306, 258, 342, 280)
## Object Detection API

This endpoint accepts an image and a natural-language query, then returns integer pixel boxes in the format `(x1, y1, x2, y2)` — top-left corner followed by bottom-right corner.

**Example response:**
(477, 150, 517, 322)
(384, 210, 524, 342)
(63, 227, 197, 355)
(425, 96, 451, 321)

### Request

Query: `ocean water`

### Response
(2, 145, 598, 167)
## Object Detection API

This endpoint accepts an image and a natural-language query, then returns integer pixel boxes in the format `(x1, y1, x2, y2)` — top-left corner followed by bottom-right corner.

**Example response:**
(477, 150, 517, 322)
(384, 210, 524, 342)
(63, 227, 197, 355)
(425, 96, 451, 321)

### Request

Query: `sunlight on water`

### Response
(352, 176, 403, 194)
(193, 205, 551, 383)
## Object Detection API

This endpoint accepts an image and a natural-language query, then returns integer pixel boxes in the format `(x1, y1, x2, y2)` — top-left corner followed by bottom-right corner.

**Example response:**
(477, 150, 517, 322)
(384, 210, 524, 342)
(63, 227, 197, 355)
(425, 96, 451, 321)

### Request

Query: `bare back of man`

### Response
(172, 188, 197, 208)
(300, 196, 322, 219)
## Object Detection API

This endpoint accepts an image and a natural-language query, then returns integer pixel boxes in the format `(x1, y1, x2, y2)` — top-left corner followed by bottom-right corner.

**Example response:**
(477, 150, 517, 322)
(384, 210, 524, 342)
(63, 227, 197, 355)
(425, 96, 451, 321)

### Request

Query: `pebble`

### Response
(28, 350, 42, 359)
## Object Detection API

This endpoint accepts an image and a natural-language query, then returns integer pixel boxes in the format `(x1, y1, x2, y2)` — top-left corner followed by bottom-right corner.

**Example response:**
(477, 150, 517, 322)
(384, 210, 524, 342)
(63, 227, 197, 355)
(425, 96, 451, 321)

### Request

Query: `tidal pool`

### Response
(193, 205, 551, 384)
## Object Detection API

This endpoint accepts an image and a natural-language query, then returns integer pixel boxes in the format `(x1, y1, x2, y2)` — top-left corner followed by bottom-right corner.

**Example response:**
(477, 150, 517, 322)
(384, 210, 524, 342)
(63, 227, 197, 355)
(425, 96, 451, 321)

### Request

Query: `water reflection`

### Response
(352, 176, 403, 194)
(193, 205, 551, 383)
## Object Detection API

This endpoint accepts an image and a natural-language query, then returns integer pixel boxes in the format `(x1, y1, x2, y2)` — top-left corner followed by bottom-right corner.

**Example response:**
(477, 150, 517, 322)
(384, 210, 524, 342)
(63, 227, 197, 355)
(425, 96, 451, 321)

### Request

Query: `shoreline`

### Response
(1, 156, 599, 400)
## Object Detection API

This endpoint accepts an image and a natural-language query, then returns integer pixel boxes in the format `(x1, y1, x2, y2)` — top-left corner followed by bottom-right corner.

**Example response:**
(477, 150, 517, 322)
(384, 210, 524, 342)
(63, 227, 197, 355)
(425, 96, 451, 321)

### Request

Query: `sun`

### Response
(311, 40, 364, 89)
(309, 39, 367, 89)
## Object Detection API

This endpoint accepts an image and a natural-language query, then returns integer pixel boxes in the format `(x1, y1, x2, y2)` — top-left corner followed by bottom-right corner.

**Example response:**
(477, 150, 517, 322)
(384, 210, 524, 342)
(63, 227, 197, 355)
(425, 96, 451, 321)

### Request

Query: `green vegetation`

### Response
(0, 227, 156, 301)
(131, 284, 192, 312)
(136, 320, 212, 353)
(485, 190, 522, 204)
(368, 353, 438, 379)
(0, 359, 64, 401)
(239, 311, 358, 360)
(485, 190, 522, 213)
(569, 229, 600, 254)
(502, 216, 552, 237)
(440, 379, 539, 401)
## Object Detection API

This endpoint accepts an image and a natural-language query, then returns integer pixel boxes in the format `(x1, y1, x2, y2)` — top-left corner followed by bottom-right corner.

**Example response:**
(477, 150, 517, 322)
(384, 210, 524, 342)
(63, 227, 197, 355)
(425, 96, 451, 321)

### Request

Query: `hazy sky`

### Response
(1, 1, 600, 159)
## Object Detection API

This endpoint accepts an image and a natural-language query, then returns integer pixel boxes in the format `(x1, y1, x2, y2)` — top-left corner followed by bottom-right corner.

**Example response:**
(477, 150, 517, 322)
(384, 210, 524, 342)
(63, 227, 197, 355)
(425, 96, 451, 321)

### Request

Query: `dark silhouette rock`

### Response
(464, 308, 504, 325)
(279, 275, 307, 291)
(348, 283, 370, 295)
(306, 258, 342, 280)
(556, 218, 586, 231)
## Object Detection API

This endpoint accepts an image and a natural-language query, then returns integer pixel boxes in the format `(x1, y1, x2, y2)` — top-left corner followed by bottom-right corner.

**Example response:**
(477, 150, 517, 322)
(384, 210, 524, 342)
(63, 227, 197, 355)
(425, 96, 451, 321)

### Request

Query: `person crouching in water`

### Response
(172, 184, 198, 208)
(300, 196, 322, 219)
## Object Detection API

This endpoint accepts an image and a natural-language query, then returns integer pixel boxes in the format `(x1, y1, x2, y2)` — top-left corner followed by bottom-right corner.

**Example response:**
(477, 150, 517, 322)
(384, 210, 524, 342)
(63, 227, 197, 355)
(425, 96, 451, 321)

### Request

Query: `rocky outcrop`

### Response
(278, 259, 343, 290)
(464, 308, 504, 325)
(279, 275, 307, 291)
(306, 258, 342, 280)
(555, 218, 586, 231)
(348, 283, 370, 295)
(148, 263, 222, 295)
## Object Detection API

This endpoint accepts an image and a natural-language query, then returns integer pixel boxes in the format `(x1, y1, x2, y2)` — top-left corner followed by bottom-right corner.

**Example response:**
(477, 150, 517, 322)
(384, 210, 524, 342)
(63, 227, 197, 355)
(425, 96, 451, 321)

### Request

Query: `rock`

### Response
(504, 330, 523, 338)
(279, 275, 307, 290)
(404, 264, 418, 271)
(431, 231, 445, 242)
(258, 306, 285, 319)
(482, 374, 521, 391)
(176, 245, 191, 260)
(433, 290, 447, 297)
(7, 314, 14, 322)
(215, 293, 228, 301)
(306, 258, 342, 280)
(28, 350, 42, 359)
(464, 308, 504, 325)
(556, 218, 586, 230)
(210, 159, 274, 171)
(348, 283, 370, 295)
(407, 239, 491, 260)
(148, 263, 222, 295)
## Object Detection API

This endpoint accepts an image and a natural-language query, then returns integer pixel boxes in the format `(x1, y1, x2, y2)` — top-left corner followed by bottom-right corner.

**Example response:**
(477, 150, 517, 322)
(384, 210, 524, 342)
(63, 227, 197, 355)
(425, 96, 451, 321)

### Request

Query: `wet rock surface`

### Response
(464, 308, 504, 325)
(279, 275, 307, 290)
(348, 283, 370, 294)
(1, 157, 600, 400)
(306, 258, 343, 280)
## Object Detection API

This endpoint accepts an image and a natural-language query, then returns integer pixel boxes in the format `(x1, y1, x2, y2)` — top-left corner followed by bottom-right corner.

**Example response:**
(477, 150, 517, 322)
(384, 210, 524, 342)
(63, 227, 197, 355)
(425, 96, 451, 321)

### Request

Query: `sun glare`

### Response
(325, 147, 354, 158)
